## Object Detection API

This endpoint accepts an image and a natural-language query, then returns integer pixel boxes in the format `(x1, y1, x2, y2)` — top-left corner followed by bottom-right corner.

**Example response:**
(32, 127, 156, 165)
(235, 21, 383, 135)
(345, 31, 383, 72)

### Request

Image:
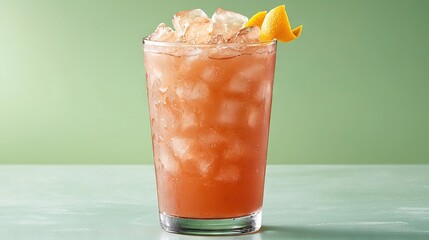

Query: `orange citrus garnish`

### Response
(245, 11, 267, 28)
(259, 5, 302, 42)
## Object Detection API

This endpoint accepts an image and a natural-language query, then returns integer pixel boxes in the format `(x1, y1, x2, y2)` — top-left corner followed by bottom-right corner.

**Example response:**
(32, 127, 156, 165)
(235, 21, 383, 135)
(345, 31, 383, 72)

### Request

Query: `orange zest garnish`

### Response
(245, 11, 267, 28)
(258, 5, 302, 42)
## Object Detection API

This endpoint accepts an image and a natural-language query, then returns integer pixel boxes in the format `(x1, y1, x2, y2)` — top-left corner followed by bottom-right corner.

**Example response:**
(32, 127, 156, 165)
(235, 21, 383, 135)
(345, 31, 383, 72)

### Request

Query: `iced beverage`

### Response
(143, 6, 301, 235)
(144, 40, 276, 234)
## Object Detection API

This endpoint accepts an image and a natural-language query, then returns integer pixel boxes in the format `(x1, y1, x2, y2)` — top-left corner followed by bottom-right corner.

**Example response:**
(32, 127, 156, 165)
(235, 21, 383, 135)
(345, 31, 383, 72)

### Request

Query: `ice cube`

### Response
(183, 24, 212, 44)
(200, 130, 226, 148)
(172, 9, 212, 44)
(229, 26, 261, 43)
(152, 106, 177, 139)
(227, 64, 265, 93)
(223, 139, 245, 160)
(183, 47, 204, 57)
(181, 111, 197, 130)
(176, 48, 205, 70)
(208, 34, 228, 44)
(227, 65, 265, 93)
(148, 23, 178, 42)
(228, 75, 250, 93)
(176, 81, 209, 100)
(173, 9, 210, 34)
(158, 106, 177, 129)
(208, 47, 242, 59)
(196, 152, 215, 176)
(247, 107, 261, 128)
(157, 144, 179, 173)
(191, 82, 209, 99)
(239, 64, 266, 79)
(265, 93, 273, 116)
(218, 100, 241, 125)
(146, 70, 162, 90)
(159, 86, 168, 93)
(176, 85, 188, 99)
(201, 66, 218, 83)
(177, 48, 204, 69)
(181, 149, 216, 177)
(215, 165, 240, 182)
(256, 79, 272, 102)
(211, 8, 248, 40)
(169, 137, 192, 160)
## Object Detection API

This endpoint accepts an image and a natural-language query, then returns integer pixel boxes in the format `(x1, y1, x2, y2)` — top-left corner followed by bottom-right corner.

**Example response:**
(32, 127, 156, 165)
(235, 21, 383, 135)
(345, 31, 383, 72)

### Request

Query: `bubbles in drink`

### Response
(158, 106, 176, 129)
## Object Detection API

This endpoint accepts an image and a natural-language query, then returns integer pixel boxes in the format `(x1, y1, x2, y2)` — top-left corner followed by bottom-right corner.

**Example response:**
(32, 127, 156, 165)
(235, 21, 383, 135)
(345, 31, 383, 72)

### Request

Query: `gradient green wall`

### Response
(1, 0, 428, 164)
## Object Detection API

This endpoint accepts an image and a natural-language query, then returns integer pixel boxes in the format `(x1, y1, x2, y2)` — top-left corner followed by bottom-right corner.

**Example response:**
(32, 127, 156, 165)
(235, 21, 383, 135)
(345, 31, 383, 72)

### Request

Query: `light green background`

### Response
(0, 0, 428, 164)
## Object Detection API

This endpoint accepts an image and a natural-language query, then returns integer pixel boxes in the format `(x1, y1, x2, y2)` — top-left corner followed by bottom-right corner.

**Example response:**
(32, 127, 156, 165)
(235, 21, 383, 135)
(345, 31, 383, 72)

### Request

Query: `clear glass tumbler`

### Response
(143, 39, 276, 235)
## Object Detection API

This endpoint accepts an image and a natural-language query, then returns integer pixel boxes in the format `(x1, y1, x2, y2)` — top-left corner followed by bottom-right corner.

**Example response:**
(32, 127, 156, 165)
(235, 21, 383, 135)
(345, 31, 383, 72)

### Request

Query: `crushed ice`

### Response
(148, 8, 259, 44)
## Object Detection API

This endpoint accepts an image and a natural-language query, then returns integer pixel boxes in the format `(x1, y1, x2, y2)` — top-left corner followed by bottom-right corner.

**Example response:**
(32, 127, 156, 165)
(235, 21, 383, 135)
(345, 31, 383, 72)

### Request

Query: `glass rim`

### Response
(143, 37, 277, 48)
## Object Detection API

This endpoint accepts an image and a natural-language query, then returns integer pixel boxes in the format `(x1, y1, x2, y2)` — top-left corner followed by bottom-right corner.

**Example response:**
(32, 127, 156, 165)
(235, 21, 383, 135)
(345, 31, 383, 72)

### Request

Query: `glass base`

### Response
(159, 211, 262, 235)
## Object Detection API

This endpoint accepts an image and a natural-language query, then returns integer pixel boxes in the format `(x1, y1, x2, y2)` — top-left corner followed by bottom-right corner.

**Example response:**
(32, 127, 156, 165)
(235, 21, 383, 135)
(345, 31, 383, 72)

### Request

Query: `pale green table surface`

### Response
(0, 165, 428, 240)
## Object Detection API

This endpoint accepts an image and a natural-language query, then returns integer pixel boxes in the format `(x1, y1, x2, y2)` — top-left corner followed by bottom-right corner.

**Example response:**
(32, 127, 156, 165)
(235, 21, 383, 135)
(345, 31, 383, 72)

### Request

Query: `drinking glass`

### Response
(143, 39, 277, 235)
